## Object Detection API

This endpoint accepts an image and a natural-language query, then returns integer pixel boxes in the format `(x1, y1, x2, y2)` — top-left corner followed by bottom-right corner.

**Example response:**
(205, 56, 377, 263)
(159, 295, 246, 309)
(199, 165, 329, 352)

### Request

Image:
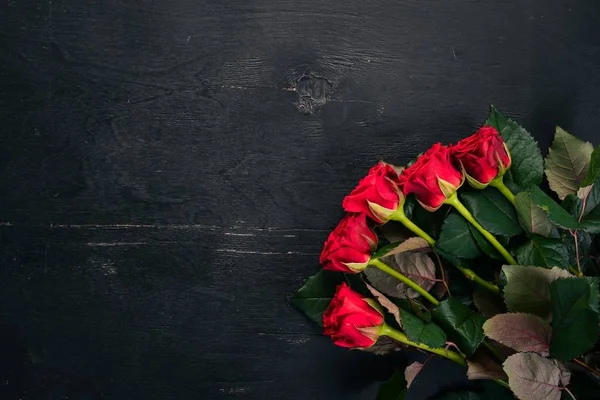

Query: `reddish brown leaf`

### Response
(405, 361, 424, 388)
(467, 349, 507, 381)
(483, 313, 552, 356)
(503, 353, 570, 400)
(366, 284, 401, 326)
(365, 252, 436, 299)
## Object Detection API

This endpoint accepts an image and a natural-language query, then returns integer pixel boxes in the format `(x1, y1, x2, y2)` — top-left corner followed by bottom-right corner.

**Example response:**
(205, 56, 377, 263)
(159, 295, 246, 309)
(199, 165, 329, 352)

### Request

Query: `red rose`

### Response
(451, 126, 511, 187)
(323, 283, 384, 348)
(399, 143, 464, 210)
(342, 162, 403, 223)
(320, 213, 378, 273)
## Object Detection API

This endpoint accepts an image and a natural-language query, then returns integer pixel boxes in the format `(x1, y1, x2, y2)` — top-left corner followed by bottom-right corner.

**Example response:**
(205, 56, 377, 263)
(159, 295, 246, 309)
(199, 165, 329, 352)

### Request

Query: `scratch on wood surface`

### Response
(328, 98, 375, 104)
(284, 337, 310, 345)
(86, 242, 147, 247)
(57, 223, 221, 230)
(219, 387, 249, 395)
(215, 249, 315, 256)
(220, 85, 251, 90)
(0, 222, 328, 233)
(101, 263, 118, 275)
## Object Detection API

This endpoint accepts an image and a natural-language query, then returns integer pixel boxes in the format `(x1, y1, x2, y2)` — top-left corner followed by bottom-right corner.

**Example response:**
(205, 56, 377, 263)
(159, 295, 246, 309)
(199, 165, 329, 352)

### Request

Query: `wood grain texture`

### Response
(1, 0, 600, 399)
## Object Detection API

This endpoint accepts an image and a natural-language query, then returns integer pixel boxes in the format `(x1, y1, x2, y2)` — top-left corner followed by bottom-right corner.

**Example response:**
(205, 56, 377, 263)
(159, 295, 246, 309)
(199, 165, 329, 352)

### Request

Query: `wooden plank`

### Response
(1, 0, 600, 398)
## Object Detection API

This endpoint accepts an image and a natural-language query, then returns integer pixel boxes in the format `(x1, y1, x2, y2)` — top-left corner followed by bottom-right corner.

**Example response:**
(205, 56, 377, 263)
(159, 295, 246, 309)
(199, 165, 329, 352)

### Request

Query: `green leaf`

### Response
(561, 193, 581, 217)
(544, 126, 594, 199)
(563, 229, 594, 272)
(468, 225, 503, 259)
(486, 106, 544, 189)
(412, 203, 451, 239)
(372, 242, 401, 260)
(549, 277, 599, 360)
(376, 368, 407, 400)
(514, 235, 569, 269)
(582, 144, 600, 187)
(436, 212, 481, 259)
(404, 196, 416, 219)
(433, 298, 485, 356)
(571, 181, 600, 233)
(460, 189, 522, 237)
(586, 277, 600, 312)
(527, 186, 581, 229)
(290, 271, 344, 326)
(437, 258, 476, 307)
(502, 265, 573, 318)
(399, 308, 447, 348)
(514, 192, 557, 238)
(579, 183, 600, 217)
(393, 298, 431, 321)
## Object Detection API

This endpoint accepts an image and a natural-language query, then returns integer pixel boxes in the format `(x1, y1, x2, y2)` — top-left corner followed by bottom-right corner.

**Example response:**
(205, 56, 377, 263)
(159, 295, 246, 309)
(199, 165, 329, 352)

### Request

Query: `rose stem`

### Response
(380, 325, 465, 365)
(444, 193, 517, 265)
(389, 207, 499, 293)
(573, 358, 600, 378)
(381, 326, 510, 390)
(455, 265, 500, 294)
(368, 258, 440, 306)
(489, 176, 515, 205)
(482, 341, 504, 363)
(494, 379, 511, 390)
(389, 207, 436, 246)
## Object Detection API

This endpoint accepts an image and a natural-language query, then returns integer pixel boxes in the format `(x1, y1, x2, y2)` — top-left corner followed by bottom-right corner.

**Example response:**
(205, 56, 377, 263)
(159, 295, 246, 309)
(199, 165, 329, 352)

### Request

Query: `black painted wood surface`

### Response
(1, 1, 600, 399)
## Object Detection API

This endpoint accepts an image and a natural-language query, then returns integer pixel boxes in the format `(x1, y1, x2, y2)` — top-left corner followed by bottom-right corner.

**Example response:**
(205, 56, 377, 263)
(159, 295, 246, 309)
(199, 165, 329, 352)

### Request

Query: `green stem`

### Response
(388, 205, 499, 293)
(383, 201, 498, 293)
(494, 379, 511, 390)
(445, 194, 517, 265)
(381, 325, 465, 366)
(381, 326, 510, 390)
(369, 258, 440, 306)
(457, 265, 500, 294)
(482, 341, 505, 363)
(389, 207, 436, 246)
(489, 176, 515, 205)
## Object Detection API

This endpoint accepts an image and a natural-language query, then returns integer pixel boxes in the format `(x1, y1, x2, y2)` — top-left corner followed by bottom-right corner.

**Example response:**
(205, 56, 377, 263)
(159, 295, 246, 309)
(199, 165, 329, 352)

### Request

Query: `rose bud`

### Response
(323, 283, 384, 348)
(451, 126, 512, 188)
(399, 143, 464, 211)
(342, 162, 404, 223)
(320, 213, 378, 273)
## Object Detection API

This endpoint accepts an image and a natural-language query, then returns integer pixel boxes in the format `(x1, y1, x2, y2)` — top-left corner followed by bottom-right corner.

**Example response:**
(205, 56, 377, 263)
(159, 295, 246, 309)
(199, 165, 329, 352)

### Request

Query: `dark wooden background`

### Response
(1, 1, 600, 399)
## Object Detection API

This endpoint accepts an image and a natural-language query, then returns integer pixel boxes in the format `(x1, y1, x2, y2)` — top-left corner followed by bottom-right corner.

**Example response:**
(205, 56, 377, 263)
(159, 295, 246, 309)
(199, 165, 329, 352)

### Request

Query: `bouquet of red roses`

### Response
(292, 106, 600, 400)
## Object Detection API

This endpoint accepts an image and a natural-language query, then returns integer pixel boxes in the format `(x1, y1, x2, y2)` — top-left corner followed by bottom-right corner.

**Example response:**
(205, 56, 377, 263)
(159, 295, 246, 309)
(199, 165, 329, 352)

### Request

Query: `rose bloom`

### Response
(399, 143, 463, 210)
(451, 126, 511, 186)
(323, 283, 384, 348)
(342, 162, 403, 223)
(320, 213, 378, 273)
